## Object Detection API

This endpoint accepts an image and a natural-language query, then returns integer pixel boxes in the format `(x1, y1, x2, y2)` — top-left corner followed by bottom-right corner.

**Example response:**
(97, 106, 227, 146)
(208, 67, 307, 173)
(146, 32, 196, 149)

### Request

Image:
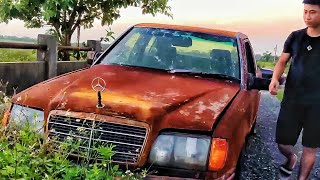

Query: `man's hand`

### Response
(269, 80, 280, 95)
(268, 52, 290, 95)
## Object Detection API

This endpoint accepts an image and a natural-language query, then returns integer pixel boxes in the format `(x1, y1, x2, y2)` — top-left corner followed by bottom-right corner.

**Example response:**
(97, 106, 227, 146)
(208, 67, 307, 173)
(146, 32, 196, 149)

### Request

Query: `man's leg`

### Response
(278, 144, 298, 170)
(299, 104, 320, 180)
(298, 147, 317, 180)
(276, 102, 302, 174)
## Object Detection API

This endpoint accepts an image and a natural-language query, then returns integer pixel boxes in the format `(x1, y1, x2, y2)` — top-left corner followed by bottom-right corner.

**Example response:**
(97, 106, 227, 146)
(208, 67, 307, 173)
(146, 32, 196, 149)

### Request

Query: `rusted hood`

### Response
(12, 65, 240, 131)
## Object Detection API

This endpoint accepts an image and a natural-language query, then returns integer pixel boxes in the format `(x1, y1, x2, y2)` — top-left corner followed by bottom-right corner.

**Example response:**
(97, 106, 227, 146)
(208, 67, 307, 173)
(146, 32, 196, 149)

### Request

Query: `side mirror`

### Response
(258, 67, 286, 85)
(247, 73, 271, 90)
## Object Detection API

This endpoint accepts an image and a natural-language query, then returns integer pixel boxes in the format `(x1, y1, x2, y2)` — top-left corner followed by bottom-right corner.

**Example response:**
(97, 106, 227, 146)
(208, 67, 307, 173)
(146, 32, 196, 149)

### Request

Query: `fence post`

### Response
(37, 35, 46, 61)
(37, 34, 57, 79)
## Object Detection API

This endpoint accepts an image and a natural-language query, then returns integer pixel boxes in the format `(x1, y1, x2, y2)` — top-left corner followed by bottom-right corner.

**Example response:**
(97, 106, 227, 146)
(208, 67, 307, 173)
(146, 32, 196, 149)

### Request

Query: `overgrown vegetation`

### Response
(0, 48, 36, 62)
(0, 123, 148, 179)
(0, 48, 88, 62)
(0, 80, 10, 119)
(0, 122, 147, 179)
(0, 36, 37, 62)
(0, 89, 147, 179)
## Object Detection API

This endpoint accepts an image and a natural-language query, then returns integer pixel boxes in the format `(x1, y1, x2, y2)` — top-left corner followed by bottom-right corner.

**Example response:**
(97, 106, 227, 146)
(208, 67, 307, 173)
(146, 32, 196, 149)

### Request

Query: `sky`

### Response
(0, 0, 306, 54)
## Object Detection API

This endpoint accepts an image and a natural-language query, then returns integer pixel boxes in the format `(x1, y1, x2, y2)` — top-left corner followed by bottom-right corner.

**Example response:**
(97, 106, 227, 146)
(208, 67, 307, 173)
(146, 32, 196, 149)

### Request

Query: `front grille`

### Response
(48, 114, 147, 163)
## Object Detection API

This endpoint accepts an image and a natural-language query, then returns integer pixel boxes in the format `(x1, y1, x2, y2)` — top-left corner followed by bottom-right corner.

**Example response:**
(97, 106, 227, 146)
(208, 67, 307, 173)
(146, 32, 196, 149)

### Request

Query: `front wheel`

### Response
(234, 144, 247, 180)
(249, 119, 257, 136)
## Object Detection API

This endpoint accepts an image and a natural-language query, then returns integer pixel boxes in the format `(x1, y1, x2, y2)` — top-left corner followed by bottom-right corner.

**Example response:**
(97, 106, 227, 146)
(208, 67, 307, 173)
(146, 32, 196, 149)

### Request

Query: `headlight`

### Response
(9, 104, 44, 131)
(148, 133, 211, 170)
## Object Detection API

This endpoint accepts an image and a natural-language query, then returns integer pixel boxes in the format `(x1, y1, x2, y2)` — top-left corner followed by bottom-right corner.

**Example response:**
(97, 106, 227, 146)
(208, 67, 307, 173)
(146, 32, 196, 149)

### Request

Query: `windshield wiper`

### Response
(168, 69, 240, 82)
(107, 63, 168, 71)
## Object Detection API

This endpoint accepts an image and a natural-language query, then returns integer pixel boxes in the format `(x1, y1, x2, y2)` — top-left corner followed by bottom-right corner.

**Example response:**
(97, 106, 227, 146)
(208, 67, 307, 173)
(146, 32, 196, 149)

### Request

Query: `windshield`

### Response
(100, 27, 240, 79)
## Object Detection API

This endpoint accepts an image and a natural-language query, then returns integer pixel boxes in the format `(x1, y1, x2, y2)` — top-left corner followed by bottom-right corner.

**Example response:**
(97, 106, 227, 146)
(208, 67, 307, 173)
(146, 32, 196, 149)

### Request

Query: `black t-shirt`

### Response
(283, 28, 320, 104)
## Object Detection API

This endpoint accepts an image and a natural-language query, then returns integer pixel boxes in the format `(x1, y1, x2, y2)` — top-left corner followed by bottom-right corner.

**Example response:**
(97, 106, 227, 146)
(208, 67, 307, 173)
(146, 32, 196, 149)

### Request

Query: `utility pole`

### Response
(273, 45, 278, 63)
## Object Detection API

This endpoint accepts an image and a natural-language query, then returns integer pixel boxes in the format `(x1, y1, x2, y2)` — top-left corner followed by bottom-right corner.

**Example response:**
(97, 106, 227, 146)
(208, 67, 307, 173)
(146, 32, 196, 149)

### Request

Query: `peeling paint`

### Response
(195, 115, 201, 120)
(65, 111, 71, 117)
(208, 102, 226, 113)
(179, 110, 190, 116)
(195, 101, 206, 114)
(58, 100, 68, 109)
(222, 94, 230, 102)
(102, 72, 116, 76)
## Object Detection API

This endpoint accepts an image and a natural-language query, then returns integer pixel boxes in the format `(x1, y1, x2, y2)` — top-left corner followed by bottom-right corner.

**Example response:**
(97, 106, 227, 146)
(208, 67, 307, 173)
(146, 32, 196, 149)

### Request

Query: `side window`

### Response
(244, 40, 256, 75)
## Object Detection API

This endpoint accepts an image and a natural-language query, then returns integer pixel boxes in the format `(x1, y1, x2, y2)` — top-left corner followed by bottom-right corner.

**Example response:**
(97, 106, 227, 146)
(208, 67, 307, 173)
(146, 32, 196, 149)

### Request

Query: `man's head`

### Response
(303, 0, 320, 27)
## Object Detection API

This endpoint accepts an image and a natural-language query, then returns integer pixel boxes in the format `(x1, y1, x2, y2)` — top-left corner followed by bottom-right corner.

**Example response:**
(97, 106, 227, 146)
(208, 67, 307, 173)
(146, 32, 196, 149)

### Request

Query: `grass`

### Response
(277, 89, 284, 101)
(257, 60, 290, 74)
(0, 39, 37, 62)
(0, 48, 36, 62)
(257, 61, 276, 69)
(0, 39, 86, 62)
(0, 104, 147, 179)
(257, 60, 288, 101)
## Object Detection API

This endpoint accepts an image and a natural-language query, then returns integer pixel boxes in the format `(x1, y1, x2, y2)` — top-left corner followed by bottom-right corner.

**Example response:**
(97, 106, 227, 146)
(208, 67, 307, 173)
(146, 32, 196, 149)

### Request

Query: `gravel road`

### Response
(240, 91, 320, 180)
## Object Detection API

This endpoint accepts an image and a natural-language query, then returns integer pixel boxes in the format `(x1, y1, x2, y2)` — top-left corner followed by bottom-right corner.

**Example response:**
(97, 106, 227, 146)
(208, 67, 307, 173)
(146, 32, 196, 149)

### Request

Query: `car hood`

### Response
(12, 64, 240, 131)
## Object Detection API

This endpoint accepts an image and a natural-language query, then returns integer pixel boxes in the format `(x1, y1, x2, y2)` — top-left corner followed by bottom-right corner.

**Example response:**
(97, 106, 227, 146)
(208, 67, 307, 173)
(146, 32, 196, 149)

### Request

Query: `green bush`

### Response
(0, 122, 147, 179)
(257, 60, 290, 74)
(257, 61, 276, 69)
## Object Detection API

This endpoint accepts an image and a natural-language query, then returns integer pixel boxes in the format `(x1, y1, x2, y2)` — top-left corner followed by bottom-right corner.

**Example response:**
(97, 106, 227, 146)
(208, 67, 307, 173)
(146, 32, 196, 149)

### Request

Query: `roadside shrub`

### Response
(0, 122, 147, 179)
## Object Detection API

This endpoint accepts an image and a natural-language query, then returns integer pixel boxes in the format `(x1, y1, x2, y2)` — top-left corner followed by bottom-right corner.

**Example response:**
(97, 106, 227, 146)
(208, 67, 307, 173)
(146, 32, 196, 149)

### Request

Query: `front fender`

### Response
(207, 90, 260, 179)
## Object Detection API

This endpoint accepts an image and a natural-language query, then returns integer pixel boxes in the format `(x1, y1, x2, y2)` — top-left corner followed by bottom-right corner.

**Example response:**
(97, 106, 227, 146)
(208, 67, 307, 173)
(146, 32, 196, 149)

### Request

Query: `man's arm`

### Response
(272, 53, 291, 81)
(269, 53, 291, 95)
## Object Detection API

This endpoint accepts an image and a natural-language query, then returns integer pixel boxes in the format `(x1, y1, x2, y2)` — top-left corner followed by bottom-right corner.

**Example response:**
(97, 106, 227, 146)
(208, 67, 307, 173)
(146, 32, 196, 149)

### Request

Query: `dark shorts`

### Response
(276, 101, 320, 148)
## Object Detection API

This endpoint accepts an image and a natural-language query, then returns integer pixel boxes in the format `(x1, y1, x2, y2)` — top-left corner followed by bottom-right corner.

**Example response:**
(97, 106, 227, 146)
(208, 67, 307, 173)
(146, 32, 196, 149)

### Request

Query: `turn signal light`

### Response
(208, 138, 228, 171)
(1, 109, 10, 126)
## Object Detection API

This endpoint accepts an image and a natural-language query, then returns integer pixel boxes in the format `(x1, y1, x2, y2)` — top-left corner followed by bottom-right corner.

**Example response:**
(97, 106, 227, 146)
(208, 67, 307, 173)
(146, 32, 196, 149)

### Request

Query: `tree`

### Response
(0, 0, 172, 60)
(262, 51, 272, 61)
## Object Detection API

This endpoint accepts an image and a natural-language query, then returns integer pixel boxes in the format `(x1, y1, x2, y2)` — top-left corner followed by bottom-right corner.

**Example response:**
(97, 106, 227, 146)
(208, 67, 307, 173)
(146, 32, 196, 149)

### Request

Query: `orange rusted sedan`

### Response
(2, 23, 271, 179)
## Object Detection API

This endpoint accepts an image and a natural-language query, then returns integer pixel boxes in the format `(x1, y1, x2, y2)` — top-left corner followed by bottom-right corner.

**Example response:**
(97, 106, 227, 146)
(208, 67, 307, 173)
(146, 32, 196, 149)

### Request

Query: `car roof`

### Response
(134, 23, 238, 38)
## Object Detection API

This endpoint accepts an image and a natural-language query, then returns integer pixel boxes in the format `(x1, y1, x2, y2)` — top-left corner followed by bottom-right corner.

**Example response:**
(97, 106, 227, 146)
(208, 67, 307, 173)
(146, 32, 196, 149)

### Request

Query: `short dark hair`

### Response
(303, 0, 320, 5)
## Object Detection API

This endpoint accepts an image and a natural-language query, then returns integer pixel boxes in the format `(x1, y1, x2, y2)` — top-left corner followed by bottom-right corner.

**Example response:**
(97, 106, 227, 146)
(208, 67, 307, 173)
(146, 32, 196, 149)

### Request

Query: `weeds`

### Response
(0, 97, 147, 180)
(0, 80, 10, 119)
(0, 120, 147, 179)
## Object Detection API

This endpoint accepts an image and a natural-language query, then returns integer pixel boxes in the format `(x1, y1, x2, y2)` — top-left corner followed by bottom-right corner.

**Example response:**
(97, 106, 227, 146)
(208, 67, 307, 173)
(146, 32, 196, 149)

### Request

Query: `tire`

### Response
(249, 119, 257, 136)
(234, 145, 246, 180)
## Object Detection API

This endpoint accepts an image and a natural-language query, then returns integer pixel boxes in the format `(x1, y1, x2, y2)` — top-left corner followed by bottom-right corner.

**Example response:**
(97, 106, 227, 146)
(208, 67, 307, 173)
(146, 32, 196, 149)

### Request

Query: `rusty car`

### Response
(2, 23, 273, 179)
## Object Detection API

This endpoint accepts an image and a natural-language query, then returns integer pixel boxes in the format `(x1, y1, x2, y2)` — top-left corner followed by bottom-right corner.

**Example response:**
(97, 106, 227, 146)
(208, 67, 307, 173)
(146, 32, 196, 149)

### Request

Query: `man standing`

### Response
(269, 0, 320, 179)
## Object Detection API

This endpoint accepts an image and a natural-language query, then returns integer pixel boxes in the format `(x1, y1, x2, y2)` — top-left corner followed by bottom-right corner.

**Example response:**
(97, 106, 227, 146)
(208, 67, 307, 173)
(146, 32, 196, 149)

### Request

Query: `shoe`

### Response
(278, 154, 297, 180)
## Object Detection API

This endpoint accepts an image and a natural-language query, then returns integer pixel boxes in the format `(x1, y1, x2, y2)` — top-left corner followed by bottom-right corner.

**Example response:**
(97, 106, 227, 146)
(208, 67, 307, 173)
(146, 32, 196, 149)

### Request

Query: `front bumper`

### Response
(146, 173, 235, 180)
(144, 166, 235, 180)
(146, 175, 202, 180)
